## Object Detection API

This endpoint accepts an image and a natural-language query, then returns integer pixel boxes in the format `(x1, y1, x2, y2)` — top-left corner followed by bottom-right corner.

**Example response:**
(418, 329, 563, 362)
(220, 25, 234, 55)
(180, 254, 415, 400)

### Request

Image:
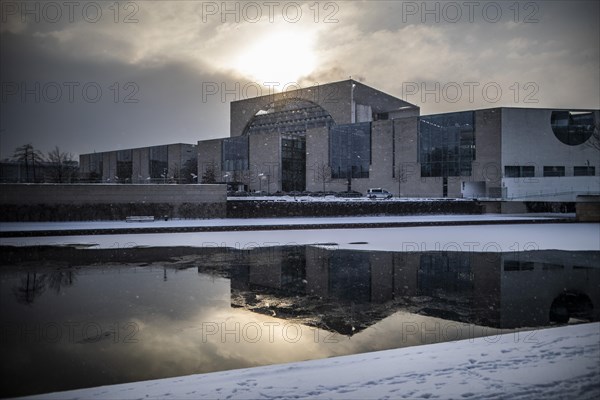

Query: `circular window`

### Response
(550, 111, 595, 146)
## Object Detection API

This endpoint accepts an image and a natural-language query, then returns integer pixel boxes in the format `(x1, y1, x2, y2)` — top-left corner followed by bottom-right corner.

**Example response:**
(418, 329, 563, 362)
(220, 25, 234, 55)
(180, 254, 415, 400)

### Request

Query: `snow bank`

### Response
(2, 223, 598, 252)
(0, 214, 571, 232)
(24, 322, 600, 400)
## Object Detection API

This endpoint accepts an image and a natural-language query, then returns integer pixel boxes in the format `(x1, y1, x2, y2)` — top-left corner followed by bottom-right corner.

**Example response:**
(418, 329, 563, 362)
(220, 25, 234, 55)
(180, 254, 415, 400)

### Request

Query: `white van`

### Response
(366, 188, 392, 199)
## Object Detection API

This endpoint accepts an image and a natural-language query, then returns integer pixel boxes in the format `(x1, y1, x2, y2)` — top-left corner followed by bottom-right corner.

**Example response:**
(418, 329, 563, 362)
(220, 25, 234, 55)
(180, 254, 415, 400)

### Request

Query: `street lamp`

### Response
(161, 168, 167, 184)
(259, 173, 270, 194)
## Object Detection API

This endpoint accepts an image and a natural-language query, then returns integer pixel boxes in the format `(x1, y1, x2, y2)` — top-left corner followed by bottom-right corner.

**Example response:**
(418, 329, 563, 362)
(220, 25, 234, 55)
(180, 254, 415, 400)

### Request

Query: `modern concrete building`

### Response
(198, 79, 420, 192)
(80, 143, 197, 184)
(197, 79, 599, 201)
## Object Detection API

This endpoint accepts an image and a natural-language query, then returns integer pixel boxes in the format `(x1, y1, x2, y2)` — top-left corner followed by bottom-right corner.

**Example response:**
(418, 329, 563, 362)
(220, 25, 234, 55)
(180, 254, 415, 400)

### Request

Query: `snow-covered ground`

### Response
(0, 214, 573, 232)
(1, 223, 598, 253)
(23, 322, 600, 400)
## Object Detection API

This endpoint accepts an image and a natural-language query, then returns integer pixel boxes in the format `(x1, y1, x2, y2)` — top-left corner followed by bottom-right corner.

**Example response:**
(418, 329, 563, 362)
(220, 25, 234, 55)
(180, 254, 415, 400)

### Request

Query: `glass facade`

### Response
(418, 111, 475, 177)
(244, 99, 333, 136)
(116, 150, 132, 182)
(550, 111, 596, 146)
(329, 122, 371, 179)
(222, 136, 249, 171)
(149, 145, 168, 179)
(87, 153, 103, 181)
(281, 135, 306, 192)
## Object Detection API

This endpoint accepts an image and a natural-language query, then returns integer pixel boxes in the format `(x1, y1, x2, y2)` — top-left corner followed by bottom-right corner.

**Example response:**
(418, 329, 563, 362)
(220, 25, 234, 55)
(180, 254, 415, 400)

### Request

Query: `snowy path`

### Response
(24, 323, 600, 400)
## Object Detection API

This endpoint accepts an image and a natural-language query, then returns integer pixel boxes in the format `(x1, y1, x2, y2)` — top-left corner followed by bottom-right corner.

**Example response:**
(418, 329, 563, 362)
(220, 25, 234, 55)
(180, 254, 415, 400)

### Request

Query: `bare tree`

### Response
(47, 146, 77, 183)
(312, 163, 331, 192)
(394, 163, 411, 198)
(13, 143, 44, 182)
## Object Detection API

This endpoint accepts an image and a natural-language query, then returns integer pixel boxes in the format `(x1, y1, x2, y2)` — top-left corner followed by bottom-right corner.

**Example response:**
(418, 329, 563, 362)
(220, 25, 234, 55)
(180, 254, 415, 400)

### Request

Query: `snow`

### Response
(1, 223, 598, 252)
(0, 214, 573, 232)
(23, 322, 600, 400)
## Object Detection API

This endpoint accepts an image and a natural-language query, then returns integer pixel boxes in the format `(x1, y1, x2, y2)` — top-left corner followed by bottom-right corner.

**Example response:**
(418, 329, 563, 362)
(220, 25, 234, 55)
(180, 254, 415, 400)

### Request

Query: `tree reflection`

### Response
(12, 269, 78, 304)
(13, 272, 47, 305)
(47, 269, 77, 294)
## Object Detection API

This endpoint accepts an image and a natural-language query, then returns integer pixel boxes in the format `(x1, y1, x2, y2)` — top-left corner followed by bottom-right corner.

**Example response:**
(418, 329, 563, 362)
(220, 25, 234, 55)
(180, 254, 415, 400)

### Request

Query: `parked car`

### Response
(366, 188, 393, 199)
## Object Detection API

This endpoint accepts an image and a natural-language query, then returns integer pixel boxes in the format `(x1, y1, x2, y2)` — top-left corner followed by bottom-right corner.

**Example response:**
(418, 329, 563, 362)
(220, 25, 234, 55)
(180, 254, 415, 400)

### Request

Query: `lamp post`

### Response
(223, 173, 230, 192)
(162, 168, 167, 184)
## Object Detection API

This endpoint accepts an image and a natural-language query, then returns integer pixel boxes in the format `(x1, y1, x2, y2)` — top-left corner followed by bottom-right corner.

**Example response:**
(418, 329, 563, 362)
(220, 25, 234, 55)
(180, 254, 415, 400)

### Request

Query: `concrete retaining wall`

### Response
(0, 184, 226, 221)
(576, 195, 600, 222)
(227, 200, 483, 218)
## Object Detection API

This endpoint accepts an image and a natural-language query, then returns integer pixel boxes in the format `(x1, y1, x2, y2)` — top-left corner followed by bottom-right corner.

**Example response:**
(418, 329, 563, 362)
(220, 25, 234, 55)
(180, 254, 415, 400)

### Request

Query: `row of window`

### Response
(222, 136, 249, 172)
(418, 111, 476, 178)
(504, 165, 596, 177)
(329, 122, 371, 179)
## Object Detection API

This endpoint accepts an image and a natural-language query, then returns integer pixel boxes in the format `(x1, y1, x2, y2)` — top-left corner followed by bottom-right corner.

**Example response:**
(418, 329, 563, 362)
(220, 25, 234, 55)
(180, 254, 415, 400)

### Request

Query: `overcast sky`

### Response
(1, 0, 599, 159)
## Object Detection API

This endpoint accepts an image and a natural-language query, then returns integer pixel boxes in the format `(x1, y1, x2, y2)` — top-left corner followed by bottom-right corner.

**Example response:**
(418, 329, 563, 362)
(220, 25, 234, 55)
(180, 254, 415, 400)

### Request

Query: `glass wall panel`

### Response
(329, 122, 371, 179)
(419, 111, 475, 177)
(222, 136, 249, 171)
(149, 145, 168, 179)
(281, 135, 306, 192)
(551, 111, 595, 146)
(116, 150, 132, 182)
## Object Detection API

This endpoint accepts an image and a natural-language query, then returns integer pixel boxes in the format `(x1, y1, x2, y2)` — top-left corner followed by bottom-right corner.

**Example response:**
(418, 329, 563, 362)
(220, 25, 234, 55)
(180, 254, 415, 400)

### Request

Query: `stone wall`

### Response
(227, 200, 482, 218)
(0, 184, 226, 221)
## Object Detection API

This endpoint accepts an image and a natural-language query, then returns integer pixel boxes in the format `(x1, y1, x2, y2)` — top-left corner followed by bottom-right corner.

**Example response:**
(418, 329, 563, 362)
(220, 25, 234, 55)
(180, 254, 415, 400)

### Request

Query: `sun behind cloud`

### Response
(233, 30, 316, 86)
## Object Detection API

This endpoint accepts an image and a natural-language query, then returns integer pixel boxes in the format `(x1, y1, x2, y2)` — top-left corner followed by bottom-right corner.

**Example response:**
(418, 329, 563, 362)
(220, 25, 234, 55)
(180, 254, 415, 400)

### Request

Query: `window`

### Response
(543, 166, 565, 177)
(504, 260, 534, 272)
(550, 111, 595, 146)
(222, 136, 249, 171)
(116, 150, 132, 182)
(281, 135, 306, 192)
(149, 145, 168, 179)
(329, 122, 371, 179)
(87, 153, 103, 181)
(419, 111, 475, 177)
(505, 166, 535, 177)
(574, 166, 595, 176)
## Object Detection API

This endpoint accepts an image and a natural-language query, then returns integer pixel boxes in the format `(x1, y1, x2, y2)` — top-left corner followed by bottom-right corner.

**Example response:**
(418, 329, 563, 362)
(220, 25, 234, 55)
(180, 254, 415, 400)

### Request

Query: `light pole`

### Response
(223, 173, 230, 192)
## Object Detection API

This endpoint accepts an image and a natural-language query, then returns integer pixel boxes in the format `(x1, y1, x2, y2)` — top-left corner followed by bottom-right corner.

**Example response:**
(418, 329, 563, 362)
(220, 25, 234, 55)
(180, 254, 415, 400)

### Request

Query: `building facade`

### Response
(80, 143, 197, 183)
(197, 79, 599, 200)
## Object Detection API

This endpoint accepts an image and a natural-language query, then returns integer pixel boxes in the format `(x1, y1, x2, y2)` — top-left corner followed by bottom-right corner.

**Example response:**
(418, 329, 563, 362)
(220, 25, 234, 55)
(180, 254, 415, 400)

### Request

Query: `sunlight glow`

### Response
(234, 31, 316, 86)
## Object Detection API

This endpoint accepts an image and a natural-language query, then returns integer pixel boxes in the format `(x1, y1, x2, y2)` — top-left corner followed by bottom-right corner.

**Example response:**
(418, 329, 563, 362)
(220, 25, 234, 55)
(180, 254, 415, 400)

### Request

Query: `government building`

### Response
(80, 79, 599, 201)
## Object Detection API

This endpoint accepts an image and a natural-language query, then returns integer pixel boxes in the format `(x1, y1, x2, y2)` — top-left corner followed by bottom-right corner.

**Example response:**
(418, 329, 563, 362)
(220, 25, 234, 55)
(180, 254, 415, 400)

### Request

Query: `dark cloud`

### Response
(1, 0, 598, 159)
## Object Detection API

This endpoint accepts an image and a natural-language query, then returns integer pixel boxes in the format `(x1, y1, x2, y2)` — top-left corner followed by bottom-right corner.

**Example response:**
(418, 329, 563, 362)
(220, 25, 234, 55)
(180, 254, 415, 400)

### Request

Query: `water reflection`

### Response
(0, 246, 598, 398)
(226, 247, 599, 332)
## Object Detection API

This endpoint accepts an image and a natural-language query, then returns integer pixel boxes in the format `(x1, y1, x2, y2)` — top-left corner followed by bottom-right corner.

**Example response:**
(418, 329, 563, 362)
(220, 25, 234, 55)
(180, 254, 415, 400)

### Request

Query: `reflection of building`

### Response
(79, 143, 197, 183)
(228, 246, 600, 334)
(197, 79, 599, 200)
